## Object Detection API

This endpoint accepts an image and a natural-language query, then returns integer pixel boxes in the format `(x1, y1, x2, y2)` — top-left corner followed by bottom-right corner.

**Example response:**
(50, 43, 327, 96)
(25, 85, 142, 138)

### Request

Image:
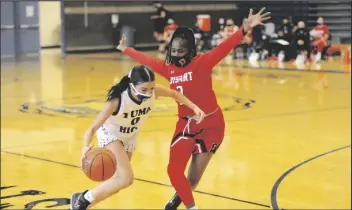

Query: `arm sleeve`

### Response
(200, 27, 244, 70)
(124, 47, 168, 79)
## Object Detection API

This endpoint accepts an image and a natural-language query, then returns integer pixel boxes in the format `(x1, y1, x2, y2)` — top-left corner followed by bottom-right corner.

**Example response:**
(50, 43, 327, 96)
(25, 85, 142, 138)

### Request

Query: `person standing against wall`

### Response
(150, 1, 170, 53)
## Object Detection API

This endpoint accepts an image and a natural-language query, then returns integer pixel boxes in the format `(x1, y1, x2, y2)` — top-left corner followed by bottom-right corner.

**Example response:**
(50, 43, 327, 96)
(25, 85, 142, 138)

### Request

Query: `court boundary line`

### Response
(270, 145, 351, 210)
(1, 150, 271, 208)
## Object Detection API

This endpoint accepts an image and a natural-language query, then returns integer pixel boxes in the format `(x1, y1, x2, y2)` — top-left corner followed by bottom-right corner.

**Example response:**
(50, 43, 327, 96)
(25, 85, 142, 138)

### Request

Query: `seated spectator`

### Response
(310, 17, 330, 63)
(292, 21, 311, 62)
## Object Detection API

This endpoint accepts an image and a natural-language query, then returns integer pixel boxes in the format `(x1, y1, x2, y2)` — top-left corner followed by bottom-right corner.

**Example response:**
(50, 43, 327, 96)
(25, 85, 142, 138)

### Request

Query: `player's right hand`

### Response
(81, 145, 94, 169)
(117, 34, 127, 52)
(193, 106, 205, 124)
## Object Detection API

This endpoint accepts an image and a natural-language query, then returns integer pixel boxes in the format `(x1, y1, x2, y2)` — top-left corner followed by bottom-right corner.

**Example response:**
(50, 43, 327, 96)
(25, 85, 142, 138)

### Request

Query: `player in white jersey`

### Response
(70, 65, 205, 210)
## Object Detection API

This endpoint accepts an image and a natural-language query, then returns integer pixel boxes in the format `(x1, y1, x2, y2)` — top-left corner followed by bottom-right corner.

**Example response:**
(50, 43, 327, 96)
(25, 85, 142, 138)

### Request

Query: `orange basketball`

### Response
(82, 148, 117, 182)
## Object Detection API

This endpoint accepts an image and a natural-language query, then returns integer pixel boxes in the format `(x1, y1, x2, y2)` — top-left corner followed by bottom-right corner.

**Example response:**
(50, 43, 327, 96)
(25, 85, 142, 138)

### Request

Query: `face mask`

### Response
(171, 55, 191, 67)
(130, 83, 153, 101)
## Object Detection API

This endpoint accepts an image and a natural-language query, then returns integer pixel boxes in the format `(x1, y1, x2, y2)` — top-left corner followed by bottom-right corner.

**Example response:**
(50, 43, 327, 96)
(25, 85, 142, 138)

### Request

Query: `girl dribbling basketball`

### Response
(70, 65, 205, 210)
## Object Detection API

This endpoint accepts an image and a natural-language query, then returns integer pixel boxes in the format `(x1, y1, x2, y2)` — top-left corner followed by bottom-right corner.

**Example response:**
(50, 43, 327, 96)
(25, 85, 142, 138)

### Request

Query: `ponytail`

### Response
(106, 76, 130, 101)
(106, 65, 155, 101)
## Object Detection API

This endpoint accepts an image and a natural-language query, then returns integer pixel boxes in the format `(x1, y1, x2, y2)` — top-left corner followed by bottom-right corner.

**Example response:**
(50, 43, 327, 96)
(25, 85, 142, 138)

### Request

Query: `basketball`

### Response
(82, 148, 117, 182)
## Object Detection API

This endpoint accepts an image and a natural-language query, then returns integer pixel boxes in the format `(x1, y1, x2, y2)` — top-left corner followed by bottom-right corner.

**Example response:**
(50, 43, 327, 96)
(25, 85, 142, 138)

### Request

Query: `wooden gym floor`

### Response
(1, 49, 351, 209)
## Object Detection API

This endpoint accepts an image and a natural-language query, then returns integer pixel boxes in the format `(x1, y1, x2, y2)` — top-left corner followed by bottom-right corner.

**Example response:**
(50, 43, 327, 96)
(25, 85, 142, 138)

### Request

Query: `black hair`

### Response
(165, 26, 197, 66)
(107, 65, 155, 101)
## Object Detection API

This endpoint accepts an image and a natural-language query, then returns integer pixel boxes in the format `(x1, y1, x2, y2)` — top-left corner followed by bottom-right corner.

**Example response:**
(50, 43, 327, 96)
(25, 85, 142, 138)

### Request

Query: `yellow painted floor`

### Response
(1, 49, 351, 209)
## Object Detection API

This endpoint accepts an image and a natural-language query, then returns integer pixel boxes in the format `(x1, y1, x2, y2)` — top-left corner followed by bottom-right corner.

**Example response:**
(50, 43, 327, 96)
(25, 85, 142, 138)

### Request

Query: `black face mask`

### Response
(171, 55, 191, 67)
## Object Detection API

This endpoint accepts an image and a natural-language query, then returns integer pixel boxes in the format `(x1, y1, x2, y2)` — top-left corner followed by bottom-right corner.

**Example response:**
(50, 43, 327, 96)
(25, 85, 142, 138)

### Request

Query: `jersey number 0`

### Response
(176, 86, 184, 105)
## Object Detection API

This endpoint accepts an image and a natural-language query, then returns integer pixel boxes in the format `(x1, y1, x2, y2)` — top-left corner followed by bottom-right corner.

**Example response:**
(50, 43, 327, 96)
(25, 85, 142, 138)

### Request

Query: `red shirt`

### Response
(164, 24, 178, 38)
(313, 24, 329, 39)
(124, 28, 244, 117)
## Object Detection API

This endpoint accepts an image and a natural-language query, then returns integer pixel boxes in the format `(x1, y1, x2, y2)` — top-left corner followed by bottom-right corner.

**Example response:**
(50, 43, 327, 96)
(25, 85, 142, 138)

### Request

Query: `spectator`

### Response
(223, 19, 239, 54)
(161, 19, 179, 53)
(278, 17, 293, 43)
(194, 22, 205, 51)
(150, 1, 170, 53)
(293, 21, 311, 61)
(310, 17, 330, 63)
(223, 19, 239, 42)
(211, 18, 225, 49)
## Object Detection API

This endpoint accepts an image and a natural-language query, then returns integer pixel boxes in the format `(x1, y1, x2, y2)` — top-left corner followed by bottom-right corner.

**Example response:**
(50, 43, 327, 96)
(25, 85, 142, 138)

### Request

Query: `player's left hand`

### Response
(243, 7, 271, 32)
(193, 106, 205, 124)
(117, 34, 127, 52)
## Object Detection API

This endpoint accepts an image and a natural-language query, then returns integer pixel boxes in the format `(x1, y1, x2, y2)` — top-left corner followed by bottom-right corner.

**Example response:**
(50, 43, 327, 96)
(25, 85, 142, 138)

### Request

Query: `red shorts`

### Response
(170, 108, 225, 154)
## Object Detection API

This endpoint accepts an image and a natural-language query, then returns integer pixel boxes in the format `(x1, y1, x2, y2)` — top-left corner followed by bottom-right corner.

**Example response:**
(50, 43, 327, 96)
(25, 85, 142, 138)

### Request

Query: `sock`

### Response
(315, 52, 322, 63)
(188, 205, 198, 210)
(83, 190, 94, 203)
(167, 136, 195, 207)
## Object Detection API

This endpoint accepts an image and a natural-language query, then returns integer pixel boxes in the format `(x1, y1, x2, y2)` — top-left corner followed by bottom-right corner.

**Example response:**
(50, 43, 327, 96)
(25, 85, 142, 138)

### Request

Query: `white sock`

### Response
(188, 206, 198, 210)
(83, 190, 94, 203)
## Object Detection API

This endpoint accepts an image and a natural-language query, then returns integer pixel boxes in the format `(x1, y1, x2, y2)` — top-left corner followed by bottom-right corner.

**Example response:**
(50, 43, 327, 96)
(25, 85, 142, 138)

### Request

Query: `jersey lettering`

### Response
(176, 86, 184, 106)
(119, 126, 138, 133)
(131, 117, 140, 125)
(123, 107, 151, 118)
(170, 72, 193, 84)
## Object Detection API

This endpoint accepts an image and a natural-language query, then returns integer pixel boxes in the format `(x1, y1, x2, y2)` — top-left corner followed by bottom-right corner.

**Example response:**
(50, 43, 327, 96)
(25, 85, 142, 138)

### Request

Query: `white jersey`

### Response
(97, 87, 155, 151)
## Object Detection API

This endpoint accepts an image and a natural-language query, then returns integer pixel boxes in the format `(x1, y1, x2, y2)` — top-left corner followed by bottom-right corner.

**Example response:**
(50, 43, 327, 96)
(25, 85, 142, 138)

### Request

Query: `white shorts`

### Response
(96, 125, 137, 152)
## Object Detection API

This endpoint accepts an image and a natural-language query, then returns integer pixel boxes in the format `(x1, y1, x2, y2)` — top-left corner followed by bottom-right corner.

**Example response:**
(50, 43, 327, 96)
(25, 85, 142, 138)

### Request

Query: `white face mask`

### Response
(317, 18, 324, 25)
(298, 21, 305, 28)
(130, 83, 153, 101)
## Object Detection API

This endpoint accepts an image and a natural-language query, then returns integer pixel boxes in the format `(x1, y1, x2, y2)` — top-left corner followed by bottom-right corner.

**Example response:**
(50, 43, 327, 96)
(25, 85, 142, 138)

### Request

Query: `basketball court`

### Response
(1, 50, 351, 209)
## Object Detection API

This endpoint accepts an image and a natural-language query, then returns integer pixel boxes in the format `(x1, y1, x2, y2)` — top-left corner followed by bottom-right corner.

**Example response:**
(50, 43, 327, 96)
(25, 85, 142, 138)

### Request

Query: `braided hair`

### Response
(165, 26, 197, 66)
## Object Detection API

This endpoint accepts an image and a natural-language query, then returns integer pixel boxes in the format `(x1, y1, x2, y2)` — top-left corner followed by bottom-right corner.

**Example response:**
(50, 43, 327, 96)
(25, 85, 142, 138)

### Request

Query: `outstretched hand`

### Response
(117, 34, 127, 52)
(243, 7, 271, 32)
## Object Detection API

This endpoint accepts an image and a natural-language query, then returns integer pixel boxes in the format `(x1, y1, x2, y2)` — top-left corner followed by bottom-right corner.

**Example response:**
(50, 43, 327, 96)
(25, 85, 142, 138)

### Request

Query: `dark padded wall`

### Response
(63, 1, 242, 51)
(63, 1, 350, 52)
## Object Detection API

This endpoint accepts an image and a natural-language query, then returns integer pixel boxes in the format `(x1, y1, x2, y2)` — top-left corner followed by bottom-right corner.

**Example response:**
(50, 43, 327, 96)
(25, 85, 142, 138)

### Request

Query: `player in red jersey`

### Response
(310, 17, 330, 63)
(117, 8, 270, 210)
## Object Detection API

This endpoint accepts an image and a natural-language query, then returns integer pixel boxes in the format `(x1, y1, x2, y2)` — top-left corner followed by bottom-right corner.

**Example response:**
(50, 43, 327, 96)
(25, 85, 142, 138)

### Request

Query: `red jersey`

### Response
(124, 28, 244, 117)
(313, 24, 329, 39)
(164, 24, 178, 38)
